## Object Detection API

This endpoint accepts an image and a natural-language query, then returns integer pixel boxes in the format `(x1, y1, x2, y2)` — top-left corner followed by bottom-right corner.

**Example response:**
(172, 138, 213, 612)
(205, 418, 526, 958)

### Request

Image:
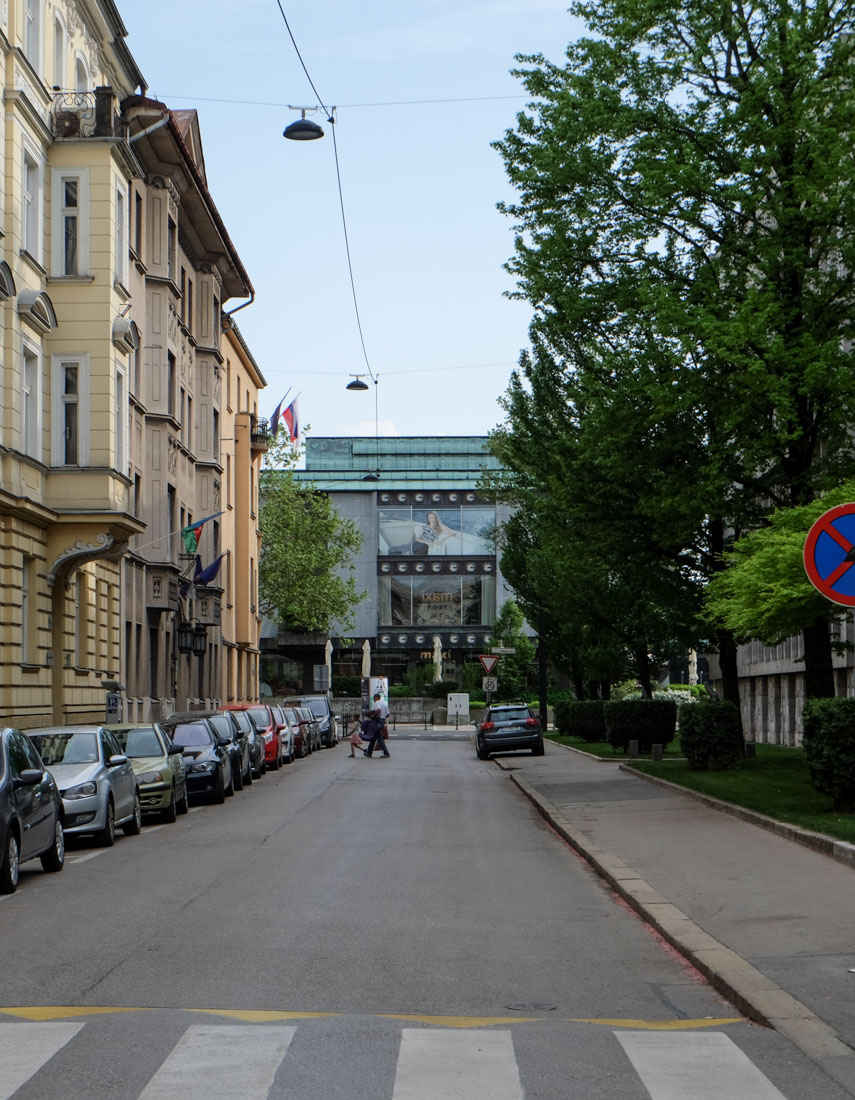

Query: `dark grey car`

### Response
(475, 704, 544, 759)
(0, 728, 65, 893)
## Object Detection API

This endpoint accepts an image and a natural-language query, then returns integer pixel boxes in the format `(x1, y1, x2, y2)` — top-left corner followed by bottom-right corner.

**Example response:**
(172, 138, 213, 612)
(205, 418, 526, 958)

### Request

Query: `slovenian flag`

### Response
(283, 398, 300, 443)
(269, 389, 290, 437)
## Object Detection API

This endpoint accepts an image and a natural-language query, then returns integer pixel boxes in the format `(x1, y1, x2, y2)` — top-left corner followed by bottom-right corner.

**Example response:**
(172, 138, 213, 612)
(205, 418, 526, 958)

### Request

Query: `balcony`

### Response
(249, 415, 269, 453)
(51, 88, 128, 141)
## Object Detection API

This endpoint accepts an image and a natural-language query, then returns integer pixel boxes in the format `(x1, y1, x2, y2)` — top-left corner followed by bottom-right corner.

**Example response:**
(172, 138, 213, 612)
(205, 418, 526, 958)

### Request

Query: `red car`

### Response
(222, 704, 282, 771)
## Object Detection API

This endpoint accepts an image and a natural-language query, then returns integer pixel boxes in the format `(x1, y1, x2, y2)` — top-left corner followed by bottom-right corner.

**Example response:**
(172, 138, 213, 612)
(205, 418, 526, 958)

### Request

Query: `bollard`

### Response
(652, 743, 663, 762)
(629, 739, 639, 758)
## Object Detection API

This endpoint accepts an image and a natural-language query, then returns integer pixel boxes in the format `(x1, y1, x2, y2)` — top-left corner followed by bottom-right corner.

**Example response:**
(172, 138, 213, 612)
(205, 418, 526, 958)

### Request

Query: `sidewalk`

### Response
(484, 739, 855, 1096)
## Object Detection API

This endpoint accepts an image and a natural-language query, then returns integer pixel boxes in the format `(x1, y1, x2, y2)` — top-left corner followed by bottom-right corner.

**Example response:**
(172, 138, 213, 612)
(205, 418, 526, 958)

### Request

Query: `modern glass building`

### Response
(263, 436, 518, 688)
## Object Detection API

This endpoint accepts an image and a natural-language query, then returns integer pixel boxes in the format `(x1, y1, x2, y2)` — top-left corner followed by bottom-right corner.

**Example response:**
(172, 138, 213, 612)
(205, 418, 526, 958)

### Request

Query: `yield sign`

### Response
(478, 654, 500, 675)
(804, 503, 855, 606)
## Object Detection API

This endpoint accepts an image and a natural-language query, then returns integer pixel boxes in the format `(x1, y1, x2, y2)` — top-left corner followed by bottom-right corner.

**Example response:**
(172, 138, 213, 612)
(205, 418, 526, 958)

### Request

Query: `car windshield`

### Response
(169, 723, 213, 748)
(112, 727, 163, 757)
(490, 708, 531, 722)
(31, 732, 99, 765)
(247, 707, 270, 726)
(208, 715, 234, 740)
(305, 700, 327, 717)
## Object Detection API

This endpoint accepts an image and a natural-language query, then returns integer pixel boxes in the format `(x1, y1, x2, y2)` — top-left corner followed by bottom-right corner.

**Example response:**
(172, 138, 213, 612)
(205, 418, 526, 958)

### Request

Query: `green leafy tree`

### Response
(260, 434, 364, 633)
(490, 600, 536, 701)
(493, 0, 855, 699)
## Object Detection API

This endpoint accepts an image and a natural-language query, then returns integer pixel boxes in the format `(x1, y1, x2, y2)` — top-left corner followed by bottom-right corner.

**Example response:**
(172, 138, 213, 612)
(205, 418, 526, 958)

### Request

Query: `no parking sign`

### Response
(803, 503, 855, 606)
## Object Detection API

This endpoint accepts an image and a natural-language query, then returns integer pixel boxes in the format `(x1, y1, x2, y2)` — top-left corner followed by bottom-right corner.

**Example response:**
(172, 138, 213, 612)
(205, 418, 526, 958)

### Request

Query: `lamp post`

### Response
(283, 106, 325, 141)
(345, 373, 380, 480)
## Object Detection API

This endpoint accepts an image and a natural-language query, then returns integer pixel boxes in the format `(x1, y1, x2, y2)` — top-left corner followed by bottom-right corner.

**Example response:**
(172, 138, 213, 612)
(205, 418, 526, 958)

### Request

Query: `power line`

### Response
(274, 1, 376, 383)
(143, 92, 527, 110)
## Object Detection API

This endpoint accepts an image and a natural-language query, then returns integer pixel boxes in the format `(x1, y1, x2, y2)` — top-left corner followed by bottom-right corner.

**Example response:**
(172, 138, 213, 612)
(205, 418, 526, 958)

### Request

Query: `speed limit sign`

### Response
(482, 676, 498, 692)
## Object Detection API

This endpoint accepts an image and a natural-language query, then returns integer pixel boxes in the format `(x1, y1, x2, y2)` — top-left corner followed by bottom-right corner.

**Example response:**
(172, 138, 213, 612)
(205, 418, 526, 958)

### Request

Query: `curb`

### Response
(500, 762, 855, 1097)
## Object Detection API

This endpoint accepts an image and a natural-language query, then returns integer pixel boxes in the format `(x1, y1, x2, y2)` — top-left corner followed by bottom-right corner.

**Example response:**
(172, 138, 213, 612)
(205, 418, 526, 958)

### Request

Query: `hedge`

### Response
(678, 701, 742, 771)
(802, 698, 855, 811)
(605, 699, 677, 753)
(557, 700, 608, 742)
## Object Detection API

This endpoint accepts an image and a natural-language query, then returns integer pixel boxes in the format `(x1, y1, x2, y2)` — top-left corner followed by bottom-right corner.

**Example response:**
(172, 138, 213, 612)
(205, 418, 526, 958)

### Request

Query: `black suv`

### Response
(283, 696, 338, 748)
(475, 704, 544, 759)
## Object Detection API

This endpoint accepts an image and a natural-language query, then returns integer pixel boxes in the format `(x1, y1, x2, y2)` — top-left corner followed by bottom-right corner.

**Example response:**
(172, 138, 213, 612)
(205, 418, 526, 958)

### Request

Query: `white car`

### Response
(28, 726, 141, 846)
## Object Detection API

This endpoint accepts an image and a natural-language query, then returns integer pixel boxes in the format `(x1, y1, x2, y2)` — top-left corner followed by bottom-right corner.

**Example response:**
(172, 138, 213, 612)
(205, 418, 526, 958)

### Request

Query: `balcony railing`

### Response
(249, 415, 269, 452)
(51, 88, 128, 140)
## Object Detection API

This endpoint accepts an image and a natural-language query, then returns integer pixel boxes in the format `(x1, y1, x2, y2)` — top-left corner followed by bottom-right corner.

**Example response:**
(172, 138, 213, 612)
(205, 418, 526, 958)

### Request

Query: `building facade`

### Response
(266, 436, 517, 690)
(0, 1, 147, 726)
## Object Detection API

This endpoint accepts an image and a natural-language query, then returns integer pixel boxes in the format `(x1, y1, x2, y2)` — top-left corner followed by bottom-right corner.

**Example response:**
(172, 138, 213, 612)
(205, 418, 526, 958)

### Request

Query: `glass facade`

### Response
(378, 575, 496, 627)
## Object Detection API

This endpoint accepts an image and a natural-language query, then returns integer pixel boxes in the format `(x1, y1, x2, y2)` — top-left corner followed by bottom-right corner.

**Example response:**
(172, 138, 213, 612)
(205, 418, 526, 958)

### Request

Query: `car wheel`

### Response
(176, 784, 189, 815)
(269, 754, 280, 771)
(41, 818, 65, 873)
(532, 737, 545, 756)
(213, 769, 226, 804)
(162, 786, 178, 824)
(224, 769, 235, 797)
(244, 764, 253, 785)
(97, 798, 116, 847)
(233, 762, 244, 791)
(123, 790, 143, 836)
(476, 740, 489, 761)
(0, 830, 20, 894)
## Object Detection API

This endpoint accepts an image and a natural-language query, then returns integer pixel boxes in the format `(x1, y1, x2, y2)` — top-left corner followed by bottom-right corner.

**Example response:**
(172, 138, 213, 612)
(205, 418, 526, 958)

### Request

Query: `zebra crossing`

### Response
(0, 1016, 792, 1099)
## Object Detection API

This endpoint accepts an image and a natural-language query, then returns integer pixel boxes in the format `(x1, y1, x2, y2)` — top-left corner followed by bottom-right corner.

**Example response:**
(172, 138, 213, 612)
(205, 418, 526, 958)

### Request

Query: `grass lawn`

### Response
(546, 733, 684, 758)
(547, 735, 855, 845)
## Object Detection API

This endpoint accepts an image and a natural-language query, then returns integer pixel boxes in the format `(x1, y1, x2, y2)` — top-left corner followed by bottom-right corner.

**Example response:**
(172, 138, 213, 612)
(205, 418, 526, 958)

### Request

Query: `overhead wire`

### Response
(274, 0, 376, 383)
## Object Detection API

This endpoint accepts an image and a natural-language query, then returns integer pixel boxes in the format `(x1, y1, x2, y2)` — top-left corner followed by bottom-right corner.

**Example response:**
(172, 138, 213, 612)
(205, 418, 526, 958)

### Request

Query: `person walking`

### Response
(363, 692, 390, 758)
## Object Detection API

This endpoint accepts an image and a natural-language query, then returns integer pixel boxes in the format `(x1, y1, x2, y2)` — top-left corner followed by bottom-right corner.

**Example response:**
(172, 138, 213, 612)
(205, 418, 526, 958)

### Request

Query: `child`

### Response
(349, 725, 365, 757)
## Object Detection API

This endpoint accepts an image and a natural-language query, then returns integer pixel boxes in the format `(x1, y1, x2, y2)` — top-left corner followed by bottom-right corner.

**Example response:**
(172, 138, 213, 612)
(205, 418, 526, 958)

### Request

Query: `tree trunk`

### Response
(600, 680, 611, 700)
(802, 615, 836, 699)
(715, 628, 743, 728)
(634, 647, 653, 698)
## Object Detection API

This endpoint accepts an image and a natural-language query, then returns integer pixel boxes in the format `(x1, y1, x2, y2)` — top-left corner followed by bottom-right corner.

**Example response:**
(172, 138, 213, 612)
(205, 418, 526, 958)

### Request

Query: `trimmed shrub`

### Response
(605, 699, 677, 753)
(332, 675, 362, 697)
(802, 698, 855, 811)
(563, 700, 608, 743)
(678, 701, 742, 771)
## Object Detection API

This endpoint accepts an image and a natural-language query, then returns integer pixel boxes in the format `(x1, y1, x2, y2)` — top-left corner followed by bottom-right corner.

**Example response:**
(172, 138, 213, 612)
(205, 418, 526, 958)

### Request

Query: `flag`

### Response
(193, 552, 226, 587)
(269, 389, 291, 436)
(283, 397, 300, 443)
(180, 512, 223, 554)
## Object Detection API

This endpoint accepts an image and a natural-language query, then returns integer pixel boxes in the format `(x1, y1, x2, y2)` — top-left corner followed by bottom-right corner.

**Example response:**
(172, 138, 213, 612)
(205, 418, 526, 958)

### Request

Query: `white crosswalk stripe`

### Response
(615, 1031, 788, 1100)
(392, 1028, 523, 1100)
(0, 1019, 796, 1099)
(137, 1024, 296, 1100)
(0, 1022, 83, 1100)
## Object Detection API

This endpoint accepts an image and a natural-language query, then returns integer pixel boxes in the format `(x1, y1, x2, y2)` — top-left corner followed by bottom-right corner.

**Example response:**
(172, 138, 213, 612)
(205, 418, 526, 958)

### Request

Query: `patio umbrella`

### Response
(361, 639, 371, 679)
(433, 635, 443, 682)
(325, 639, 333, 690)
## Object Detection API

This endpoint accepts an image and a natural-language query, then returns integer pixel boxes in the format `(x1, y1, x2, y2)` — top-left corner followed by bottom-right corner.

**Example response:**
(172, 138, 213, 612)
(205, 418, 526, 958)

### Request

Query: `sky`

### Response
(121, 1, 586, 441)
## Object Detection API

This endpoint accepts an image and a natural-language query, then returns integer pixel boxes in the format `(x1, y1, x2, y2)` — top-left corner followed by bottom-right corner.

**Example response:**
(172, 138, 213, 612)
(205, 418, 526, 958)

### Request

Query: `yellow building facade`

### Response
(0, 1, 146, 725)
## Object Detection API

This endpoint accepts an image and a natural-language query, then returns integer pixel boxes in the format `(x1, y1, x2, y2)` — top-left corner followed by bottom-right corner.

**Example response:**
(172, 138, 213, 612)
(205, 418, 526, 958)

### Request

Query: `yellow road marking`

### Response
(189, 1009, 339, 1023)
(0, 1007, 149, 1020)
(567, 1017, 744, 1030)
(0, 1008, 745, 1030)
(377, 1014, 539, 1028)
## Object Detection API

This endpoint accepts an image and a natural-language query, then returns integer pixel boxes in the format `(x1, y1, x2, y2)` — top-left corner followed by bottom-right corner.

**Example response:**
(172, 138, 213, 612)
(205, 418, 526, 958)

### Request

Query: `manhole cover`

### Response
(505, 1002, 556, 1012)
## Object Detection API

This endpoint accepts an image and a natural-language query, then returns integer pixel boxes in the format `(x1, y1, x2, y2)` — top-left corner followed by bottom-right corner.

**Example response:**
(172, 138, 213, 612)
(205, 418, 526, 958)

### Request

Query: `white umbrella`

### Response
(433, 635, 443, 682)
(325, 639, 333, 691)
(361, 639, 371, 679)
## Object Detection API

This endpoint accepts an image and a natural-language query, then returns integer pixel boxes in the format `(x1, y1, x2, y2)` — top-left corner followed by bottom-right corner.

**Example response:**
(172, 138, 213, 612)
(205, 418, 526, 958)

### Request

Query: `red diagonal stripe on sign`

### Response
(817, 517, 855, 587)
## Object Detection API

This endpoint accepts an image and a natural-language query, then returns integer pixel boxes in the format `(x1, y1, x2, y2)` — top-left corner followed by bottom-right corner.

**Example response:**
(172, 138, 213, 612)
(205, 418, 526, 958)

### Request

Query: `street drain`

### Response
(505, 1002, 556, 1012)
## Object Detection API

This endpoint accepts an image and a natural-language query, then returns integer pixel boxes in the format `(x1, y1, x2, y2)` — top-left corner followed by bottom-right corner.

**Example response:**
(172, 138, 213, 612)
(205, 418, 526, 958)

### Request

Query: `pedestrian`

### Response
(363, 692, 390, 758)
(349, 725, 365, 757)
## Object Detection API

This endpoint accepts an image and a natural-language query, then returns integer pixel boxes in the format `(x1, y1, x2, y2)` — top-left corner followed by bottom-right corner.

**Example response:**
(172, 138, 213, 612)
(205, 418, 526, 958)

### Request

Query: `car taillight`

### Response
(481, 721, 495, 731)
(526, 718, 539, 726)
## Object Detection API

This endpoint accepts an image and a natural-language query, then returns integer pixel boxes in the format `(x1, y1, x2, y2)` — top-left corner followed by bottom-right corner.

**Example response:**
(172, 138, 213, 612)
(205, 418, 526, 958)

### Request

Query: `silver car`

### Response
(29, 726, 141, 847)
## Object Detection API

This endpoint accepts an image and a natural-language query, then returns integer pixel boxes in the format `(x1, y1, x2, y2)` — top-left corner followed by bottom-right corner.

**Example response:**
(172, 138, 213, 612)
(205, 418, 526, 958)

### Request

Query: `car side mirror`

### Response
(167, 744, 183, 756)
(108, 754, 129, 767)
(15, 768, 43, 787)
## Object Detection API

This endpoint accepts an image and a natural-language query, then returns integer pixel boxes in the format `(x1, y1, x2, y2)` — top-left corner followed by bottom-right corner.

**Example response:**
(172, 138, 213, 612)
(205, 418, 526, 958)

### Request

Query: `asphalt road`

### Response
(0, 736, 847, 1099)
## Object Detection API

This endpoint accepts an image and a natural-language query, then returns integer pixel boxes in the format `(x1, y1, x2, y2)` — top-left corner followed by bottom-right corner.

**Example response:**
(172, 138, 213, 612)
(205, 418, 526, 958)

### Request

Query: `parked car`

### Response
(474, 704, 545, 759)
(207, 712, 250, 789)
(235, 705, 282, 771)
(107, 723, 188, 822)
(222, 708, 266, 779)
(284, 695, 339, 747)
(0, 727, 65, 893)
(269, 705, 294, 764)
(281, 706, 308, 758)
(296, 706, 322, 754)
(161, 713, 233, 803)
(29, 726, 141, 846)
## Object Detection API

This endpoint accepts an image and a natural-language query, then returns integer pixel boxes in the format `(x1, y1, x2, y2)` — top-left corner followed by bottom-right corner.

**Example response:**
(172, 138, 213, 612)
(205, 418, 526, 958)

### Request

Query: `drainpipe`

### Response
(222, 290, 256, 325)
(129, 113, 170, 144)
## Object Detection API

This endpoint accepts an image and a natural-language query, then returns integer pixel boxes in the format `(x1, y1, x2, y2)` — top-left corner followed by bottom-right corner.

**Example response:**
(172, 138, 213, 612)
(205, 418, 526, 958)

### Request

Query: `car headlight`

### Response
(188, 761, 216, 774)
(64, 781, 97, 799)
(139, 770, 164, 784)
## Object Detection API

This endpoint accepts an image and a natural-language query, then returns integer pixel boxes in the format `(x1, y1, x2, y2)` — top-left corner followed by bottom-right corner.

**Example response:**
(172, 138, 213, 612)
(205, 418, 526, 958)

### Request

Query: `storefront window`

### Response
(379, 575, 497, 626)
(413, 577, 460, 626)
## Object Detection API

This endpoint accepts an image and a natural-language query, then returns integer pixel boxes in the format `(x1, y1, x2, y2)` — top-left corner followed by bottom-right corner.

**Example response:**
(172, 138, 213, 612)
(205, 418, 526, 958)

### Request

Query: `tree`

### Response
(490, 599, 536, 701)
(493, 0, 855, 699)
(260, 435, 364, 634)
